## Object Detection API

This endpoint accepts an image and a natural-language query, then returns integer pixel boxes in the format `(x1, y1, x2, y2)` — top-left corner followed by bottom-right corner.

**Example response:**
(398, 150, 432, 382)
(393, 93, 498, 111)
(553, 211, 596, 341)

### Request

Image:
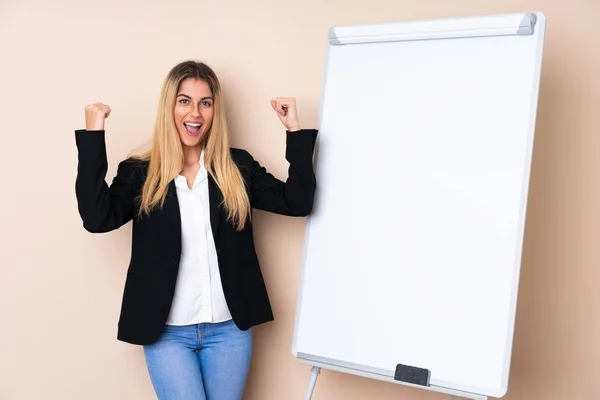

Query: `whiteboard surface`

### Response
(293, 12, 545, 398)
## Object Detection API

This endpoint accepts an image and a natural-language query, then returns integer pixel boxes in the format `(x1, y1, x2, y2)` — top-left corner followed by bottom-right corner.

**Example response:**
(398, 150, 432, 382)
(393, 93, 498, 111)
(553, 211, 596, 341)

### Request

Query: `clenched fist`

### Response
(270, 97, 301, 132)
(85, 102, 111, 131)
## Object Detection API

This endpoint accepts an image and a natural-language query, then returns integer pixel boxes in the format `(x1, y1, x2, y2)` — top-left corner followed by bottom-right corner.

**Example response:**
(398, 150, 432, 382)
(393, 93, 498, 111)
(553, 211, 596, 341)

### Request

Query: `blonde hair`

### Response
(130, 60, 251, 231)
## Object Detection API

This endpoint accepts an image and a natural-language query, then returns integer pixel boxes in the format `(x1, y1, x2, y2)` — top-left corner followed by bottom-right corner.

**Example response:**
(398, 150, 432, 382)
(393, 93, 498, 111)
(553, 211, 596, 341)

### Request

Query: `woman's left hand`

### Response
(271, 97, 301, 131)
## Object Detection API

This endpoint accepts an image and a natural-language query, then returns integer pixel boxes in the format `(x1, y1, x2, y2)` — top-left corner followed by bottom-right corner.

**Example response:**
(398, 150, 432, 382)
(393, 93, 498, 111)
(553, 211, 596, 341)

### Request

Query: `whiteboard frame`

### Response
(292, 11, 546, 399)
(297, 353, 488, 400)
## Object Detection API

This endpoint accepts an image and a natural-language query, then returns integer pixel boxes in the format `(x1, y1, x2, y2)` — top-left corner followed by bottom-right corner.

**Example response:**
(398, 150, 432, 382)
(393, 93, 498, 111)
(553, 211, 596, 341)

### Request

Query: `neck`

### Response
(182, 144, 203, 167)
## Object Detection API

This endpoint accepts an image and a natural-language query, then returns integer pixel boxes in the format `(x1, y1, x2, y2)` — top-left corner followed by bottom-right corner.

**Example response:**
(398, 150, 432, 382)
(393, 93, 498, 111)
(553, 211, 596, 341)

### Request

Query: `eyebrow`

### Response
(176, 94, 213, 101)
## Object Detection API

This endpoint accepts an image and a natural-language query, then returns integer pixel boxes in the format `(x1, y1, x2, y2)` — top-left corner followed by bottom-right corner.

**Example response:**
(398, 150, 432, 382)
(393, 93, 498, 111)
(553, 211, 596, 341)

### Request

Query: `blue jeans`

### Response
(143, 320, 252, 400)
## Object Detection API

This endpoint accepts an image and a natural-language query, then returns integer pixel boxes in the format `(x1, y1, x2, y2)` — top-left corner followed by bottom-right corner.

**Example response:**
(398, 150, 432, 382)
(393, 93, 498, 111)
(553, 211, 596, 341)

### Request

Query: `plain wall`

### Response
(1, 0, 599, 399)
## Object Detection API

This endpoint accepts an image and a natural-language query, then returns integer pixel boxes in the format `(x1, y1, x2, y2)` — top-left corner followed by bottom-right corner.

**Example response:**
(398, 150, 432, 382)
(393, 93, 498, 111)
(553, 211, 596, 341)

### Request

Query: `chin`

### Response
(179, 128, 206, 148)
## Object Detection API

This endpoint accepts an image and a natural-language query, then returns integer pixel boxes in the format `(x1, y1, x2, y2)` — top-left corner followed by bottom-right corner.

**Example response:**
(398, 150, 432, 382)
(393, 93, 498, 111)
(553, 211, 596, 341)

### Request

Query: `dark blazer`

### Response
(74, 128, 318, 345)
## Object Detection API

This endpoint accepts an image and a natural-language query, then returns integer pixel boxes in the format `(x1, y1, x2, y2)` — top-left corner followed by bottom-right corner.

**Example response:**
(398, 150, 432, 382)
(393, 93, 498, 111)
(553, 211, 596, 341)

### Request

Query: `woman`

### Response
(74, 60, 318, 400)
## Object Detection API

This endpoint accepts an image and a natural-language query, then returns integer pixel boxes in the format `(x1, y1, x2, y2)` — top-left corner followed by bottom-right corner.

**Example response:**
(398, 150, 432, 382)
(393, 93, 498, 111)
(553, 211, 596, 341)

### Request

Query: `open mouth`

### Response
(184, 122, 203, 136)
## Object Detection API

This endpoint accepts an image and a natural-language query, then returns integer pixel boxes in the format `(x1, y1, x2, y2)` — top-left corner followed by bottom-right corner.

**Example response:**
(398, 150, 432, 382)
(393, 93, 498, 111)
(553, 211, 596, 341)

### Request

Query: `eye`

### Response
(179, 99, 190, 104)
(202, 101, 212, 107)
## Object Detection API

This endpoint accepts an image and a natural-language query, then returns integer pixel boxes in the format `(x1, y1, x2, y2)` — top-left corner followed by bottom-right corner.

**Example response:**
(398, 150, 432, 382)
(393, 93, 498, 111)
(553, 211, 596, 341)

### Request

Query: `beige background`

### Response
(1, 0, 599, 399)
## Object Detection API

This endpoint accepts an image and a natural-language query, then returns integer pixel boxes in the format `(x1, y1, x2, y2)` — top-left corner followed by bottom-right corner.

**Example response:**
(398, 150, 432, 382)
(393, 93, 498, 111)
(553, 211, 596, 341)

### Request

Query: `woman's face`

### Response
(174, 78, 214, 148)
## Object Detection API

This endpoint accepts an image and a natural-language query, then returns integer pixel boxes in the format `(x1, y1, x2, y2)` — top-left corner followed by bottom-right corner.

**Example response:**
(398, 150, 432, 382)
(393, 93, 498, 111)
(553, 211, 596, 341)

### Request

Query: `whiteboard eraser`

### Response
(394, 364, 431, 386)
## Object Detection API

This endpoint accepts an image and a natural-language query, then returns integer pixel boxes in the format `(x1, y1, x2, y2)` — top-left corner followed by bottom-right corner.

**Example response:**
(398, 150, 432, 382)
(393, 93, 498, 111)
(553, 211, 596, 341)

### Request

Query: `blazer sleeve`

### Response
(245, 129, 318, 216)
(74, 129, 136, 233)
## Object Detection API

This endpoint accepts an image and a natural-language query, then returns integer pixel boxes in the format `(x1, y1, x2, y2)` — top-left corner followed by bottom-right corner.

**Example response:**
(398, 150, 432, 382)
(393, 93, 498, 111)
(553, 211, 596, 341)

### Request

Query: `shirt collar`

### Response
(174, 150, 208, 190)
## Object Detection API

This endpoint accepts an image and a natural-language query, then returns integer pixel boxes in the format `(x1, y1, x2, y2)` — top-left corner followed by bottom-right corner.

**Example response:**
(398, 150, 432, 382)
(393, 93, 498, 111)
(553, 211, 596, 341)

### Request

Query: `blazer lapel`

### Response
(158, 180, 183, 274)
(208, 174, 222, 239)
(163, 180, 181, 223)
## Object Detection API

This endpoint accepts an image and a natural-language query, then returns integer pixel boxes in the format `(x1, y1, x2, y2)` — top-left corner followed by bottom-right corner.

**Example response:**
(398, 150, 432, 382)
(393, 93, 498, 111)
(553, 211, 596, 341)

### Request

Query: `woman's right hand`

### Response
(85, 102, 111, 130)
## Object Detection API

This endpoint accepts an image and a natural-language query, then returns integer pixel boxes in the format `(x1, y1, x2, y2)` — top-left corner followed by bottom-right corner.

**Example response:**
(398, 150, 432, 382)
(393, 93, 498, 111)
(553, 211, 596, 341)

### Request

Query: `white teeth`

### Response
(185, 122, 201, 127)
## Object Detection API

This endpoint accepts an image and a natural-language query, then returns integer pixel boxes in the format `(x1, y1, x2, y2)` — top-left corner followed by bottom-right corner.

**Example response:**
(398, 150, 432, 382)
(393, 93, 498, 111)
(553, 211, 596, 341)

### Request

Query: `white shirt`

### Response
(166, 151, 233, 325)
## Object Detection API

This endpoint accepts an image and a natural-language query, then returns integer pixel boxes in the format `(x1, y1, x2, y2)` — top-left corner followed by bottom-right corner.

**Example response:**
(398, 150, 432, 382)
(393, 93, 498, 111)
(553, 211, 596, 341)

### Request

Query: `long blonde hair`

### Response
(130, 60, 251, 231)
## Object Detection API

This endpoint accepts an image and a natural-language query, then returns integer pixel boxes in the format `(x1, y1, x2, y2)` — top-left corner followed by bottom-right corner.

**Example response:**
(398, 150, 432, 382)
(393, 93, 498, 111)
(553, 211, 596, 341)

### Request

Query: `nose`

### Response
(190, 105, 201, 118)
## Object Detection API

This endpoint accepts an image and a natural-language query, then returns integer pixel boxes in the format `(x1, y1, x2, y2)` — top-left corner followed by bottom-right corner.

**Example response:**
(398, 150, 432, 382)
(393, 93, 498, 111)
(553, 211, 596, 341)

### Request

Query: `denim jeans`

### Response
(143, 320, 252, 400)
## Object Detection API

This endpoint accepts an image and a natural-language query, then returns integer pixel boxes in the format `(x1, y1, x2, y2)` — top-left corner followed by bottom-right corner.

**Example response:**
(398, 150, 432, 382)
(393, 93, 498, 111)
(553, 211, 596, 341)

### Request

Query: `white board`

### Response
(293, 12, 546, 399)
